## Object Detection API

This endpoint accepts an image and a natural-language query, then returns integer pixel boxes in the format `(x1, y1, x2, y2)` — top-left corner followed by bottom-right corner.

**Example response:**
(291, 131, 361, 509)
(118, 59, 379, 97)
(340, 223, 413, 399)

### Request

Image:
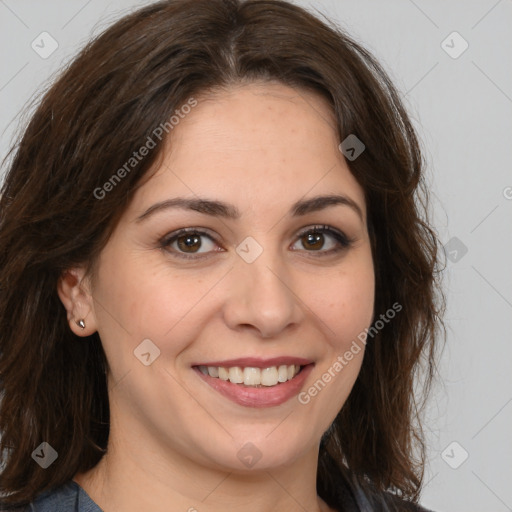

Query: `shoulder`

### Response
(384, 493, 435, 512)
(0, 480, 102, 512)
(355, 484, 436, 512)
(335, 469, 436, 512)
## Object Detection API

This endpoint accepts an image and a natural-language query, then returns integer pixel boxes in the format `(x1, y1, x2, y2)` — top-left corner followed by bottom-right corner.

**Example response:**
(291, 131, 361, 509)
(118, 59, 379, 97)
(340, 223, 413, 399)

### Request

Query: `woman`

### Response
(0, 0, 444, 510)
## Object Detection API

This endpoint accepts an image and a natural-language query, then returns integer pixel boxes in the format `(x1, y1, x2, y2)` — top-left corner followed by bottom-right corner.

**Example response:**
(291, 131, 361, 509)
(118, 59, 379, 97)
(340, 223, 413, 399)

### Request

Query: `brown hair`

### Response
(0, 0, 444, 508)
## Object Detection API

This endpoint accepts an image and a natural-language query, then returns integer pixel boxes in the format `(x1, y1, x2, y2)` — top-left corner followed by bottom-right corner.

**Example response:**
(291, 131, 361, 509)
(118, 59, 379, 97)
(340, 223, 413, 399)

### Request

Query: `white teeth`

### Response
(261, 367, 279, 386)
(243, 367, 261, 386)
(277, 365, 288, 383)
(208, 366, 219, 378)
(228, 366, 244, 384)
(199, 364, 302, 387)
(218, 367, 229, 381)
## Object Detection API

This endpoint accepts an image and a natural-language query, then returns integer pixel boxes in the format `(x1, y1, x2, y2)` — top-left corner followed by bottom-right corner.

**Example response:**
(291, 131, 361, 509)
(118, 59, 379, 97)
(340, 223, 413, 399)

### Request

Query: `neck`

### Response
(73, 410, 335, 512)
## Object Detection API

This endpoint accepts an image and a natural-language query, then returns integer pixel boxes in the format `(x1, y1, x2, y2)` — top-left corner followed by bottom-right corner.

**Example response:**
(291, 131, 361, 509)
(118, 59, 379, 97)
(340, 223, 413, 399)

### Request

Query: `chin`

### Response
(199, 431, 317, 473)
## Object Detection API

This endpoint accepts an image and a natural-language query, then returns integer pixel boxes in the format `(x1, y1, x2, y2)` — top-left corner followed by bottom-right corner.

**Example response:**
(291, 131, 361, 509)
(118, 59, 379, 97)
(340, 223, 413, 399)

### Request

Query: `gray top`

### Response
(1, 476, 433, 512)
(0, 481, 103, 512)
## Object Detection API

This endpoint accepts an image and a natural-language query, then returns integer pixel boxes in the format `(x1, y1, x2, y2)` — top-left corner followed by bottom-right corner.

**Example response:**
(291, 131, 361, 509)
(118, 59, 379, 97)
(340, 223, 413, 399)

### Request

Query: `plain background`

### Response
(0, 1, 511, 510)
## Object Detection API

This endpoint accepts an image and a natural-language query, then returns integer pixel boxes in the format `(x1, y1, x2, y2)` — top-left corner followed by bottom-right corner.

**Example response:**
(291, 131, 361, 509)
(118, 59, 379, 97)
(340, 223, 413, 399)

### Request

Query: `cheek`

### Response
(125, 270, 224, 334)
(313, 257, 375, 348)
(94, 250, 227, 363)
(297, 262, 373, 425)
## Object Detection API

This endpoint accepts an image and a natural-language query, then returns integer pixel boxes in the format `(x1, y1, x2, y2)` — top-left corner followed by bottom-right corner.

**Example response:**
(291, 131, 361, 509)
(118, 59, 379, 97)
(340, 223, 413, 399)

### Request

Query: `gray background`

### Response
(1, 1, 511, 510)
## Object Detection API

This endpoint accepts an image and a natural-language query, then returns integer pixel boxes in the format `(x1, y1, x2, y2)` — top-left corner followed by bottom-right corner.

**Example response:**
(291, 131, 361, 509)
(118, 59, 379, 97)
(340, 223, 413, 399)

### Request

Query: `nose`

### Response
(222, 250, 303, 339)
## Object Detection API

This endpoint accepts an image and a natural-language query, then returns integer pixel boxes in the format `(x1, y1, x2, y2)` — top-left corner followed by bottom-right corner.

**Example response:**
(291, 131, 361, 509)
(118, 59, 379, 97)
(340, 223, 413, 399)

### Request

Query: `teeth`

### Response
(208, 366, 219, 378)
(244, 367, 261, 386)
(277, 365, 288, 382)
(228, 366, 243, 384)
(261, 366, 278, 386)
(199, 364, 302, 387)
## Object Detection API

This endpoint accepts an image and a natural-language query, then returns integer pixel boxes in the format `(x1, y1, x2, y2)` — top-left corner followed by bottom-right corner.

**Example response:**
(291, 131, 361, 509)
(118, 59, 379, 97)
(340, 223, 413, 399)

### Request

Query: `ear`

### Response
(57, 267, 97, 337)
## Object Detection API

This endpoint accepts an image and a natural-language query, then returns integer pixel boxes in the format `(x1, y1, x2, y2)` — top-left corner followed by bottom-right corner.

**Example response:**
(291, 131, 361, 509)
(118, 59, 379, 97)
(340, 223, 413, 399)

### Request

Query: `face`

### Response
(66, 82, 374, 472)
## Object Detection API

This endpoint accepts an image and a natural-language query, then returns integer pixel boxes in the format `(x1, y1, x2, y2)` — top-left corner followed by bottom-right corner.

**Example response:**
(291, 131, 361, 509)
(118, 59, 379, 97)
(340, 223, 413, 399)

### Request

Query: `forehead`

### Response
(130, 82, 365, 217)
(168, 82, 338, 155)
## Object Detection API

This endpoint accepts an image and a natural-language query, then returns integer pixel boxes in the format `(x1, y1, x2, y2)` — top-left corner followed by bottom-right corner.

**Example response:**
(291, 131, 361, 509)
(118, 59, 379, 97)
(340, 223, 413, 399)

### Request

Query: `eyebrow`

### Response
(135, 193, 364, 223)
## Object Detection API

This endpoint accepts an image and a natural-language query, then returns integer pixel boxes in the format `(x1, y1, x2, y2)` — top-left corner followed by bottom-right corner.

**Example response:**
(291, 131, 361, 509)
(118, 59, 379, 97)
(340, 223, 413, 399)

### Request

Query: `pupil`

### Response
(178, 234, 201, 252)
(305, 232, 323, 250)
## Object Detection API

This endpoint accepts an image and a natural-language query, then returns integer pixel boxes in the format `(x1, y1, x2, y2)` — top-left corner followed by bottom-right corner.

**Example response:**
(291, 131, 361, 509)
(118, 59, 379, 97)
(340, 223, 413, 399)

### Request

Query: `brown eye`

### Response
(292, 225, 353, 256)
(176, 233, 202, 253)
(160, 229, 219, 260)
(301, 232, 325, 251)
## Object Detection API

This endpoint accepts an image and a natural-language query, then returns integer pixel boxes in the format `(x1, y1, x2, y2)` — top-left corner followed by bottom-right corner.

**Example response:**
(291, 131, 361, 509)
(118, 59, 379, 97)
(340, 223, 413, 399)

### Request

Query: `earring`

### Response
(76, 319, 86, 329)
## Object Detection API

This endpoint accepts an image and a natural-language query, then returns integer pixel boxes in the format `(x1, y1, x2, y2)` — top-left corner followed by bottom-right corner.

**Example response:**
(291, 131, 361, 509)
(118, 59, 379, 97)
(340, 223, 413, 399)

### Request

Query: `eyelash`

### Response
(158, 225, 354, 261)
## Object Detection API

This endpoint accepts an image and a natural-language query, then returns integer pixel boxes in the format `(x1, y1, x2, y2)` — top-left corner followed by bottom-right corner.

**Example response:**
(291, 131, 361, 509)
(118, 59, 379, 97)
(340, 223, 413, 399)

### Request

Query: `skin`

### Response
(58, 81, 375, 512)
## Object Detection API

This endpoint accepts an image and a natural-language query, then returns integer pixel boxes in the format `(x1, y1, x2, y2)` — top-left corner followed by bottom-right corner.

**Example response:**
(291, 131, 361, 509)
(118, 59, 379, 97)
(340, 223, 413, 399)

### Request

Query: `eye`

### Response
(159, 224, 353, 261)
(291, 225, 353, 256)
(159, 228, 221, 260)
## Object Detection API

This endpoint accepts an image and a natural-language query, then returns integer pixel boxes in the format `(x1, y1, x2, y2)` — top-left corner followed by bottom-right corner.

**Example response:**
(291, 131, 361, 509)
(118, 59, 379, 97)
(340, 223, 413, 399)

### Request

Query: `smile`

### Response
(192, 358, 314, 408)
(197, 364, 301, 387)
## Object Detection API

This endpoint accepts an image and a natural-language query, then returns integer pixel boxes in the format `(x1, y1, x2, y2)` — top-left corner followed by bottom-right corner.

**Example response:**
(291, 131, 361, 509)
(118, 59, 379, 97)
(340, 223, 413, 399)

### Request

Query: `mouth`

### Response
(192, 357, 314, 408)
(195, 363, 304, 387)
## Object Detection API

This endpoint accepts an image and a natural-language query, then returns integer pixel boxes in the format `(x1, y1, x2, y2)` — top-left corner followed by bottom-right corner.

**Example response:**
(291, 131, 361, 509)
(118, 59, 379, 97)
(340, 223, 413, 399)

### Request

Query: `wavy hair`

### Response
(0, 0, 444, 507)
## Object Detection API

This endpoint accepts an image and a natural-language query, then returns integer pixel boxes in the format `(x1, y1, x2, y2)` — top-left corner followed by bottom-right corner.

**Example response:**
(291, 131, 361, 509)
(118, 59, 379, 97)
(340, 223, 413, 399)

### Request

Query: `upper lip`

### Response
(192, 357, 314, 368)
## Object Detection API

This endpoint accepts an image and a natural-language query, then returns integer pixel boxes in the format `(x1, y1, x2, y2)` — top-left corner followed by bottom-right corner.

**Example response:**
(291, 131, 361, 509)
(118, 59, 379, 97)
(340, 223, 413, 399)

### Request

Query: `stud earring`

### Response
(76, 319, 86, 329)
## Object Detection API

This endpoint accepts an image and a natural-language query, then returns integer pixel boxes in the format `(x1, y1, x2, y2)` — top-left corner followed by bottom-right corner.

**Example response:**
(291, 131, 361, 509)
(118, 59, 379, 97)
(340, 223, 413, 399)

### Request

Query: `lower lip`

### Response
(193, 364, 314, 408)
